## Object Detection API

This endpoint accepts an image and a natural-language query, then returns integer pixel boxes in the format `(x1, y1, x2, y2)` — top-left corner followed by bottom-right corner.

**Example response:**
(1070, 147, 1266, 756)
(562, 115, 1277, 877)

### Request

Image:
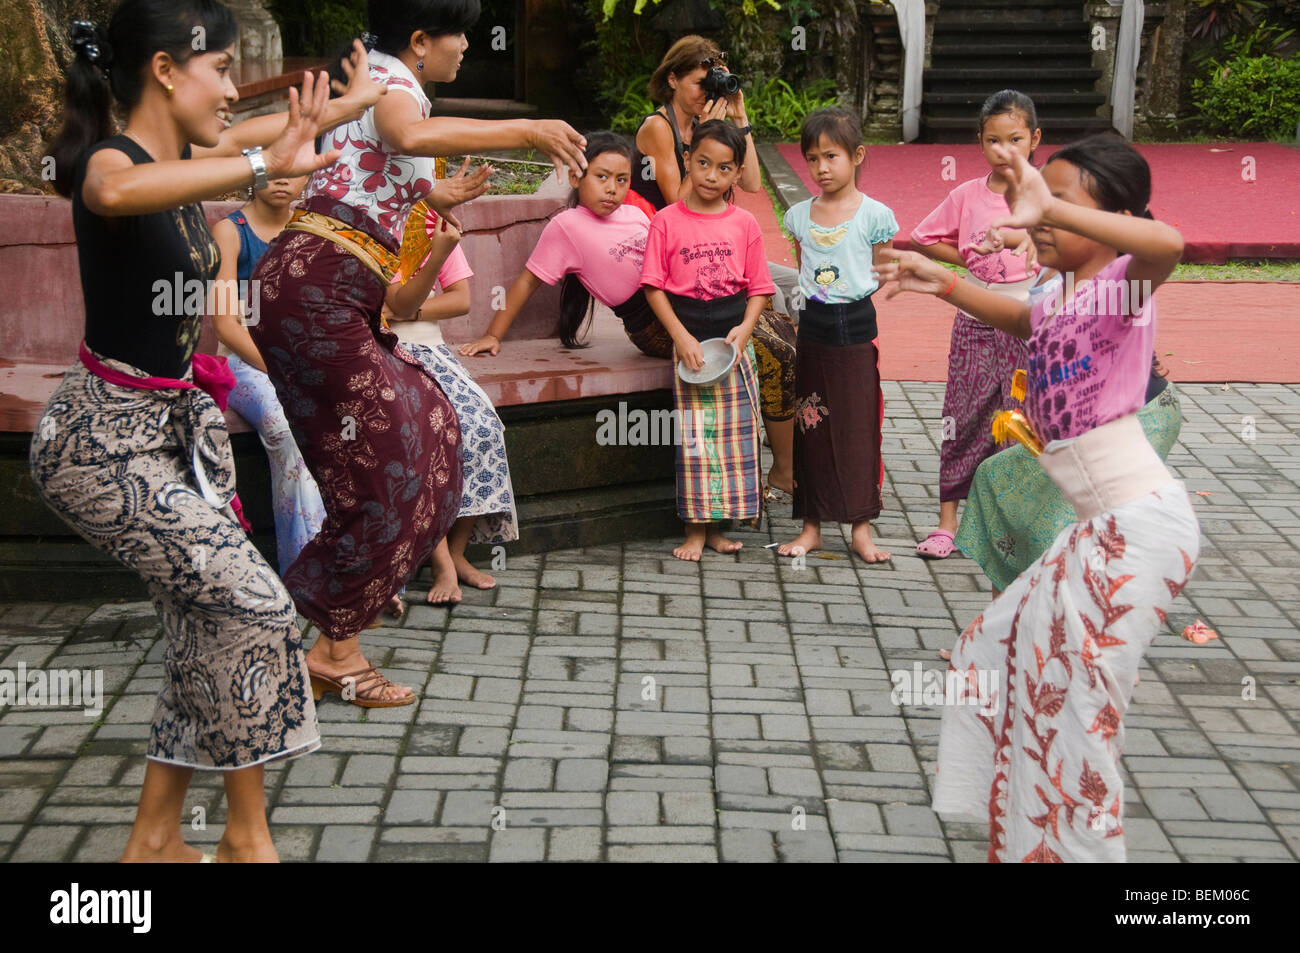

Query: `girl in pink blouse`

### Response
(877, 135, 1198, 863)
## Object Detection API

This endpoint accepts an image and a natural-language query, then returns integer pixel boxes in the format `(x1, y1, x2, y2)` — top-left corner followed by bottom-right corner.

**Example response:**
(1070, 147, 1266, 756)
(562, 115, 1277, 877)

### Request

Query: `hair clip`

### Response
(360, 32, 379, 51)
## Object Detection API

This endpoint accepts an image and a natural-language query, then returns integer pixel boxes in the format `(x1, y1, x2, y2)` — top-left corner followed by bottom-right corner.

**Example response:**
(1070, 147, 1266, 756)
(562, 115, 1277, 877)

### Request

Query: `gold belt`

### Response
(284, 209, 400, 282)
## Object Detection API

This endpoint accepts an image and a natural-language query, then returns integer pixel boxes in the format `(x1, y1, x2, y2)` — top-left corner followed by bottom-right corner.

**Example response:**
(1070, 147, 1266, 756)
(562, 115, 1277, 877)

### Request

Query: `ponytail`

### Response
(558, 275, 595, 349)
(47, 1, 240, 199)
(49, 23, 114, 198)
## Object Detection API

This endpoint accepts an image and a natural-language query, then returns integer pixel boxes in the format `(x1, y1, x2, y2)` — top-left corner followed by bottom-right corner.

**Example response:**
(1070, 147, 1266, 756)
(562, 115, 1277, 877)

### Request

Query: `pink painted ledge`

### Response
(0, 181, 669, 434)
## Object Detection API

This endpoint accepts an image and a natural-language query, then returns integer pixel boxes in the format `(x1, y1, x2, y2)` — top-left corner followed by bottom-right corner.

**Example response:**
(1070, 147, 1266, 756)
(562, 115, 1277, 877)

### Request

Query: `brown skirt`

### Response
(252, 231, 464, 640)
(791, 336, 883, 524)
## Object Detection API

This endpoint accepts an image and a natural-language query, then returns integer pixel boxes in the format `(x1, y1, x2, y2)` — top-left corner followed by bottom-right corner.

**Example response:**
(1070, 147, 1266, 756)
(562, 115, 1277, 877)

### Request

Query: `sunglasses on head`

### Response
(699, 52, 728, 69)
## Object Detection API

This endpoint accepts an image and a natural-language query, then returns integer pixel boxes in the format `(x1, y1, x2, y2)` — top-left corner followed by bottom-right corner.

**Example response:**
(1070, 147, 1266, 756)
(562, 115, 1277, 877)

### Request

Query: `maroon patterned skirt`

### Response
(251, 230, 462, 640)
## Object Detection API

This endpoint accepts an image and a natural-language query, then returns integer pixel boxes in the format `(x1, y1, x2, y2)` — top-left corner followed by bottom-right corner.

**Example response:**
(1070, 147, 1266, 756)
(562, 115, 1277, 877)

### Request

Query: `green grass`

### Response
(1170, 260, 1300, 280)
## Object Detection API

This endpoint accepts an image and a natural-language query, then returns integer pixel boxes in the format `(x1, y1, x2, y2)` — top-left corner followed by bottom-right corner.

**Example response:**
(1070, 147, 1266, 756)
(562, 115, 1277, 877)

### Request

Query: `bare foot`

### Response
(384, 594, 406, 619)
(778, 524, 822, 558)
(453, 552, 496, 590)
(766, 465, 794, 495)
(120, 834, 203, 863)
(427, 562, 462, 605)
(306, 639, 411, 702)
(705, 530, 743, 554)
(216, 833, 279, 863)
(673, 524, 707, 561)
(851, 521, 891, 563)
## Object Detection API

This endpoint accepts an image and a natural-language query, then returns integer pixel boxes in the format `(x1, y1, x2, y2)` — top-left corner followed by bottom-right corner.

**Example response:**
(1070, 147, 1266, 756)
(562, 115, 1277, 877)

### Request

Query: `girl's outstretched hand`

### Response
(459, 334, 501, 357)
(263, 71, 342, 179)
(989, 145, 1055, 231)
(873, 249, 955, 299)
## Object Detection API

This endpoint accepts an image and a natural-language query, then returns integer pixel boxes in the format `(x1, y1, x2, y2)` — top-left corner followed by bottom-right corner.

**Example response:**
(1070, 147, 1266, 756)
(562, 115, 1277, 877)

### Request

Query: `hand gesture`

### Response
(426, 212, 462, 261)
(330, 39, 386, 114)
(873, 249, 956, 300)
(674, 333, 705, 372)
(263, 71, 342, 179)
(434, 160, 492, 223)
(971, 226, 1039, 271)
(989, 145, 1055, 231)
(459, 334, 501, 357)
(529, 120, 588, 181)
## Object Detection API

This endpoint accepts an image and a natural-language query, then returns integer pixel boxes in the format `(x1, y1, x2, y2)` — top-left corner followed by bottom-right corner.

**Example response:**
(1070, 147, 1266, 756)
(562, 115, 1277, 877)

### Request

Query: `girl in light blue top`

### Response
(777, 108, 899, 565)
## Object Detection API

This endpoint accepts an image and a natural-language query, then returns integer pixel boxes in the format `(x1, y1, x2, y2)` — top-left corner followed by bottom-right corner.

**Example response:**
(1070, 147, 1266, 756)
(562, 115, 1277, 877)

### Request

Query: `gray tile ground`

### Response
(1, 382, 1297, 862)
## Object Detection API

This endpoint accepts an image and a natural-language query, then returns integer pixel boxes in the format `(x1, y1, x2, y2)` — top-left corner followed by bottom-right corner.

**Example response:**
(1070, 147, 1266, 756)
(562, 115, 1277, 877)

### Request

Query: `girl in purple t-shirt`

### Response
(911, 91, 1042, 559)
(877, 135, 1199, 863)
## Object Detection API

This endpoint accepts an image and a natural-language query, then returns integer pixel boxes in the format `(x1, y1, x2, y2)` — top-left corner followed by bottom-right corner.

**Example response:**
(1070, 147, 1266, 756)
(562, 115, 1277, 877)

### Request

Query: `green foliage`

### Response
(607, 74, 655, 133)
(1191, 27, 1300, 139)
(745, 77, 839, 140)
(1188, 1, 1268, 42)
(268, 0, 366, 58)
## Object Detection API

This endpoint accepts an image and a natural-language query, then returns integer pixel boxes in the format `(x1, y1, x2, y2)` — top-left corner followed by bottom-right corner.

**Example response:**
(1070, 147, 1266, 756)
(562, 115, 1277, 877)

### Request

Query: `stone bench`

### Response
(0, 184, 677, 599)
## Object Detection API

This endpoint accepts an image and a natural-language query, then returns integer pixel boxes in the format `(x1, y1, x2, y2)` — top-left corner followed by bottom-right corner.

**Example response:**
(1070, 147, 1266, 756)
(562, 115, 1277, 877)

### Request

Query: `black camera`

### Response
(700, 67, 741, 99)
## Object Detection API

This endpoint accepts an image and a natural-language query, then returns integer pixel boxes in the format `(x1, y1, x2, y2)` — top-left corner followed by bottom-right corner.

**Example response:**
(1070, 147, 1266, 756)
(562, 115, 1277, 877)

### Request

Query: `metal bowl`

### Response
(677, 337, 737, 386)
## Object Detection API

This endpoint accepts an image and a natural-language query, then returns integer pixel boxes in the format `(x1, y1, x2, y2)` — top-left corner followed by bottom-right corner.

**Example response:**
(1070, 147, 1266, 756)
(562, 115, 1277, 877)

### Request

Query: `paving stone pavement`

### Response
(1, 382, 1297, 863)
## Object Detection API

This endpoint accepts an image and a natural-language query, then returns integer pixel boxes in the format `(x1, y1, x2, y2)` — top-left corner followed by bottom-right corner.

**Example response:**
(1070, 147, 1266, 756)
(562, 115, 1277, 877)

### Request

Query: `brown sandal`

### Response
(309, 665, 416, 708)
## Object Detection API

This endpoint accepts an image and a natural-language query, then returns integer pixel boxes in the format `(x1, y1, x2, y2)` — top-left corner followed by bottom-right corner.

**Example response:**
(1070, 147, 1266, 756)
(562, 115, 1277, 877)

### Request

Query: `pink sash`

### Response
(78, 342, 252, 531)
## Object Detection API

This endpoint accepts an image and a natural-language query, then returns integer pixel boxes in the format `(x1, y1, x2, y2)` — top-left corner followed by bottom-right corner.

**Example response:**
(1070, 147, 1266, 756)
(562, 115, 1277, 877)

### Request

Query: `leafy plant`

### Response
(1188, 0, 1267, 42)
(607, 73, 655, 133)
(745, 77, 839, 140)
(268, 0, 366, 57)
(1191, 29, 1300, 139)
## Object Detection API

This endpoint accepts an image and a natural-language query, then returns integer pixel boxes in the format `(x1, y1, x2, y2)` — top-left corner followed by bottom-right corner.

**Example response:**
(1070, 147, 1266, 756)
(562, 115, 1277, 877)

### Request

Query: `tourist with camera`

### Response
(631, 35, 799, 499)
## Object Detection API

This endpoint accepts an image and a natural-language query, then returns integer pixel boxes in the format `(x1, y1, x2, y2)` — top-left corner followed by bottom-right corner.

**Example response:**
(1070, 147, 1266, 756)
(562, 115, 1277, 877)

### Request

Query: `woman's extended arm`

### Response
(84, 72, 339, 217)
(191, 41, 384, 160)
(373, 91, 586, 179)
(209, 217, 267, 372)
(458, 269, 544, 357)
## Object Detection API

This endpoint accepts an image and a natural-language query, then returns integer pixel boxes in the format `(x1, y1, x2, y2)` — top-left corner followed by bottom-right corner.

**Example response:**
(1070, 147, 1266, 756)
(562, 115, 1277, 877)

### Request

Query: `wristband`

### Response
(736, 123, 753, 137)
(939, 271, 959, 298)
(242, 146, 269, 192)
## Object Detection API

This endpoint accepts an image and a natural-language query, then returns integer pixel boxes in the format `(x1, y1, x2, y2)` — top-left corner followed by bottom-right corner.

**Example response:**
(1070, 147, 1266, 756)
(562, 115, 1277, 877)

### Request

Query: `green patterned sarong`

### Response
(955, 382, 1183, 591)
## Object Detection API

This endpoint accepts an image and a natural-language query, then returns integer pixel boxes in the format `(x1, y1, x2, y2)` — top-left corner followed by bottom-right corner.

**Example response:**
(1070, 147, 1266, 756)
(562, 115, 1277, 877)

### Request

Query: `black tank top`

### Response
(630, 110, 689, 212)
(74, 136, 220, 378)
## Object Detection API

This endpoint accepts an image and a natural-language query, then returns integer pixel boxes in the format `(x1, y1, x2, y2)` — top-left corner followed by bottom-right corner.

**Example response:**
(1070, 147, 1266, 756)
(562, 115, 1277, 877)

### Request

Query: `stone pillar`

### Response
(224, 0, 282, 67)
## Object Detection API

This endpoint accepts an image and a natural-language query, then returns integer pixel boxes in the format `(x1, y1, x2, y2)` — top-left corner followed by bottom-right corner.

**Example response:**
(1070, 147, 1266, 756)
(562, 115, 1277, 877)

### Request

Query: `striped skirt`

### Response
(29, 356, 319, 769)
(674, 341, 762, 524)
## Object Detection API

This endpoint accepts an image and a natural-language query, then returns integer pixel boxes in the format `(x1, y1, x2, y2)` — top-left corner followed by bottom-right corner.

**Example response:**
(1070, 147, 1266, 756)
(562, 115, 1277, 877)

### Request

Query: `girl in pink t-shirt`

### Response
(878, 135, 1198, 864)
(911, 91, 1042, 559)
(641, 121, 776, 561)
(384, 203, 518, 607)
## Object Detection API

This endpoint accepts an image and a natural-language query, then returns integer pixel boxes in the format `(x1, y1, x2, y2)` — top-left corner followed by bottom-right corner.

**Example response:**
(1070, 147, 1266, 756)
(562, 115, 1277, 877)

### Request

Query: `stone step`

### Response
(926, 67, 1100, 84)
(926, 90, 1106, 107)
(922, 115, 1112, 143)
(933, 21, 1088, 36)
(931, 41, 1093, 59)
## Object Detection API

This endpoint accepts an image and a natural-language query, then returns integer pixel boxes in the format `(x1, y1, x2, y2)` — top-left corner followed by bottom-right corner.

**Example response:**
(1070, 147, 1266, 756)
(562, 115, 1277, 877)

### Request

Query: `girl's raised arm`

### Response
(875, 250, 1032, 339)
(992, 147, 1183, 296)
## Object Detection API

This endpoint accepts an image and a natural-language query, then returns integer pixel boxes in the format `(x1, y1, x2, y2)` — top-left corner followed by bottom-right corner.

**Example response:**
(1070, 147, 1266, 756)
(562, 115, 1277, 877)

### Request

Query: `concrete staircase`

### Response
(922, 0, 1111, 143)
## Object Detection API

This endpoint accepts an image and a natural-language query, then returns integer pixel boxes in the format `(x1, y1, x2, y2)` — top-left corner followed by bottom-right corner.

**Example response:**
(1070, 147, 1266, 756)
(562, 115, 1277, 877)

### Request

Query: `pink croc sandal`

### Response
(916, 530, 956, 559)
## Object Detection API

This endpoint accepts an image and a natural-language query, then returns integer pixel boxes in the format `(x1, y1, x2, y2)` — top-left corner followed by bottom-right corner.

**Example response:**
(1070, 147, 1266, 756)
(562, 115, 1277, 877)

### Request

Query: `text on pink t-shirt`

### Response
(1026, 254, 1155, 443)
(641, 202, 776, 300)
(911, 176, 1033, 284)
(525, 204, 650, 307)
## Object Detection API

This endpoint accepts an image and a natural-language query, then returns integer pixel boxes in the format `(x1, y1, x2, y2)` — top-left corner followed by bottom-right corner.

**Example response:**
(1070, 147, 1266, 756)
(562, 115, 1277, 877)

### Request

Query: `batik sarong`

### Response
(933, 477, 1200, 862)
(939, 282, 1032, 502)
(251, 217, 464, 641)
(399, 342, 518, 543)
(29, 354, 320, 769)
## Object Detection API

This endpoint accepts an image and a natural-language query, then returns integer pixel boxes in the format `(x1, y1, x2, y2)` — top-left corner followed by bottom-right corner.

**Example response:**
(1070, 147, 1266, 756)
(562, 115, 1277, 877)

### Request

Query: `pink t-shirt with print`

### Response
(526, 204, 651, 307)
(911, 175, 1034, 284)
(1025, 254, 1155, 443)
(641, 201, 776, 300)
